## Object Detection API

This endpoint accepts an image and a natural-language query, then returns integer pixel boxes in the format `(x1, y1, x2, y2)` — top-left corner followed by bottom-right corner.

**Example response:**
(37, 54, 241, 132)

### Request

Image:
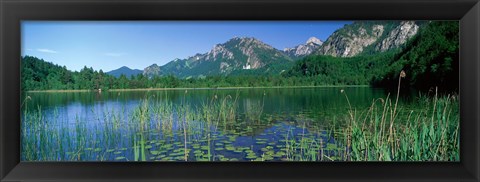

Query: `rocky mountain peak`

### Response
(157, 35, 292, 78)
(306, 37, 323, 45)
(187, 53, 204, 61)
(284, 37, 323, 58)
(317, 21, 420, 57)
(231, 37, 274, 50)
(375, 21, 419, 51)
(204, 37, 271, 61)
(143, 63, 161, 78)
(205, 44, 233, 60)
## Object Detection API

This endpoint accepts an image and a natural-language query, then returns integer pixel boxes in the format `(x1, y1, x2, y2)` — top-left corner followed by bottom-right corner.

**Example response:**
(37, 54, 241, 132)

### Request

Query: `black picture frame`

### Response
(1, 0, 479, 181)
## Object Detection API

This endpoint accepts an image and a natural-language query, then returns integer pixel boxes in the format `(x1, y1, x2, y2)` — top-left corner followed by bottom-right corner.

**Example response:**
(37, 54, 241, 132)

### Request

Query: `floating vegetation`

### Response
(150, 150, 161, 155)
(225, 145, 235, 151)
(21, 87, 459, 162)
(246, 153, 257, 160)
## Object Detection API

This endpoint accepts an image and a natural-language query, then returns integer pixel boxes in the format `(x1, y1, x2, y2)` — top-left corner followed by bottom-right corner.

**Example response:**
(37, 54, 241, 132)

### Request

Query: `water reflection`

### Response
(21, 87, 416, 161)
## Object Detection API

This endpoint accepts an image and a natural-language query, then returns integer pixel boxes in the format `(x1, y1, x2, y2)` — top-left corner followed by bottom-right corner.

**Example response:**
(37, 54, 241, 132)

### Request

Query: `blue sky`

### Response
(22, 21, 351, 72)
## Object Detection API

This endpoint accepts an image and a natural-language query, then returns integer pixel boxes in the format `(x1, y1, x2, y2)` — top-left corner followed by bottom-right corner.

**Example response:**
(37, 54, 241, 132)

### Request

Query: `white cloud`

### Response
(105, 52, 126, 57)
(37, 48, 58, 54)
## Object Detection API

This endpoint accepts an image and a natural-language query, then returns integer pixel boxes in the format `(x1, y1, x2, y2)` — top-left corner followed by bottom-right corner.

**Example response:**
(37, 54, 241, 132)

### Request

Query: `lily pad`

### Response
(169, 152, 184, 157)
(115, 156, 126, 160)
(156, 155, 167, 159)
(193, 150, 203, 154)
(163, 144, 173, 149)
(225, 146, 235, 151)
(173, 142, 182, 146)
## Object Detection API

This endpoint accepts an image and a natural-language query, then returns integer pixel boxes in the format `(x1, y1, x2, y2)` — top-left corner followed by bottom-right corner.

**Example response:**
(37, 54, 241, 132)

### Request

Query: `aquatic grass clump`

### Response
(244, 91, 266, 123)
(283, 129, 329, 161)
(344, 93, 459, 161)
(341, 71, 459, 161)
(21, 84, 459, 162)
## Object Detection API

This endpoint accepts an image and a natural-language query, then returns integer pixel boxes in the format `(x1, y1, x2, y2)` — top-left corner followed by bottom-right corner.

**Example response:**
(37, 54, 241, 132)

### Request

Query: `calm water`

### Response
(21, 87, 417, 161)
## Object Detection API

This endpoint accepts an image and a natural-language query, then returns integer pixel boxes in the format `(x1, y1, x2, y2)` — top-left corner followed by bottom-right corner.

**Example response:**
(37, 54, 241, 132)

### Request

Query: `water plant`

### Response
(20, 84, 459, 162)
(341, 71, 460, 161)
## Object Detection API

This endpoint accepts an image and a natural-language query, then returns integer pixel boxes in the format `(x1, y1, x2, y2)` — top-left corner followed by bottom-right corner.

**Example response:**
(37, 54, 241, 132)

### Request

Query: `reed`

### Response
(21, 83, 459, 162)
(341, 71, 459, 161)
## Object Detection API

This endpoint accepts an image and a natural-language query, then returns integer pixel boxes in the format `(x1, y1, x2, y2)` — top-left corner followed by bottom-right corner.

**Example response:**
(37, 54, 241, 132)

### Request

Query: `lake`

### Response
(21, 87, 420, 161)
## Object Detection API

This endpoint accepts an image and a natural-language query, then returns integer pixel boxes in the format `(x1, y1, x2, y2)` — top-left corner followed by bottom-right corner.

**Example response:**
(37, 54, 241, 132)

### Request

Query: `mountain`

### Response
(22, 21, 456, 92)
(284, 21, 458, 91)
(374, 21, 420, 51)
(283, 37, 323, 59)
(159, 37, 293, 78)
(143, 64, 161, 79)
(317, 21, 420, 57)
(106, 66, 143, 78)
(137, 21, 424, 79)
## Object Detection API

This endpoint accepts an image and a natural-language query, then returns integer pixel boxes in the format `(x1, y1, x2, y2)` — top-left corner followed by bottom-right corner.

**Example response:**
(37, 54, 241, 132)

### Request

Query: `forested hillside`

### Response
(283, 51, 398, 85)
(372, 21, 459, 91)
(21, 56, 114, 91)
(21, 21, 458, 92)
(284, 21, 458, 92)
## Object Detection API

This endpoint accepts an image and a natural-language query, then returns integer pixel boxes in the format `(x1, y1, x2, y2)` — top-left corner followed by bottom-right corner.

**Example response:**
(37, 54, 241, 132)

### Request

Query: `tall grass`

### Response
(341, 71, 459, 161)
(21, 81, 459, 162)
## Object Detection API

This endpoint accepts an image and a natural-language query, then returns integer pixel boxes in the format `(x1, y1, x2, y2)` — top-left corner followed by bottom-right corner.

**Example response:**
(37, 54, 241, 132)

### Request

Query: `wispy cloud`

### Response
(37, 48, 58, 54)
(26, 48, 33, 51)
(105, 52, 126, 57)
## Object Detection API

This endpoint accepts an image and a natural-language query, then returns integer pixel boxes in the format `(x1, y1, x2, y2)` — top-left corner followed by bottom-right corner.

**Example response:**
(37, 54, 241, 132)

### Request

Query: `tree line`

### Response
(21, 56, 357, 91)
(21, 21, 458, 93)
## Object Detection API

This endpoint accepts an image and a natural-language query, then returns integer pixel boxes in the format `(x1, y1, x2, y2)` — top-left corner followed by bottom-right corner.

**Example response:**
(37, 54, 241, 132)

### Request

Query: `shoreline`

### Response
(25, 85, 370, 93)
